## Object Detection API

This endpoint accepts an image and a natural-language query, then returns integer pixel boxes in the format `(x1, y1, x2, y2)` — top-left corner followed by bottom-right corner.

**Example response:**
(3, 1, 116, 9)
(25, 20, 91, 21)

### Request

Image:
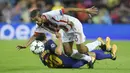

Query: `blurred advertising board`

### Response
(0, 23, 52, 40)
(0, 23, 130, 40)
(83, 24, 130, 40)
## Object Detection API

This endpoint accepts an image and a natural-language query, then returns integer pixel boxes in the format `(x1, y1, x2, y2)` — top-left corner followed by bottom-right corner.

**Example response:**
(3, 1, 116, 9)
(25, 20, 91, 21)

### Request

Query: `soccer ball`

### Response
(30, 40, 45, 54)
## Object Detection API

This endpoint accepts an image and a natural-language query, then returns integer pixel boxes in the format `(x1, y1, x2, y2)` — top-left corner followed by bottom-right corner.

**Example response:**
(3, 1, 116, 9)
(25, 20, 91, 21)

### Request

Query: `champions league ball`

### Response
(30, 40, 45, 54)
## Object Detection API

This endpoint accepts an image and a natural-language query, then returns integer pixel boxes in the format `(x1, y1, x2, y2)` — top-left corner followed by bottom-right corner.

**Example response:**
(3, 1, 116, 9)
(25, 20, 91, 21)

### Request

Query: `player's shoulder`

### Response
(45, 39, 55, 46)
(44, 39, 57, 50)
(47, 39, 54, 43)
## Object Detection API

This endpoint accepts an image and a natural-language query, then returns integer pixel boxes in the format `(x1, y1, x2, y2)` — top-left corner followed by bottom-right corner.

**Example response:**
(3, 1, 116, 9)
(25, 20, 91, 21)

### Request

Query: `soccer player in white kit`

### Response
(17, 7, 99, 67)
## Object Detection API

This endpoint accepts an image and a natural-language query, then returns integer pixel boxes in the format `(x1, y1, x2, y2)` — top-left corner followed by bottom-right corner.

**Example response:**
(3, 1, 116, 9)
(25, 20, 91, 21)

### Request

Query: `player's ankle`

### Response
(97, 37, 105, 45)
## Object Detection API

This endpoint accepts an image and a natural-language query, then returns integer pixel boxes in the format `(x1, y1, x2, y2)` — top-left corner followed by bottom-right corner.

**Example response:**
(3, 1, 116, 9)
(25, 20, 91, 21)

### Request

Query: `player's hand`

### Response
(16, 45, 26, 50)
(86, 6, 98, 15)
(55, 32, 61, 39)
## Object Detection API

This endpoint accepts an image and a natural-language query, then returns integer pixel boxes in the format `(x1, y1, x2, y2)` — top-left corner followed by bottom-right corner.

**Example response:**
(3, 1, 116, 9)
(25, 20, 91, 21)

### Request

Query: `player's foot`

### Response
(97, 37, 106, 51)
(88, 56, 96, 69)
(88, 61, 93, 69)
(111, 44, 117, 60)
(106, 37, 111, 51)
(97, 37, 105, 45)
(91, 56, 96, 64)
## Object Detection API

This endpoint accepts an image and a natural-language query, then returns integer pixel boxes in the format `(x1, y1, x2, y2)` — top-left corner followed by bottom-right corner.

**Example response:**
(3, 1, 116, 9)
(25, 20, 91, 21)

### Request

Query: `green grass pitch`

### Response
(0, 40, 130, 73)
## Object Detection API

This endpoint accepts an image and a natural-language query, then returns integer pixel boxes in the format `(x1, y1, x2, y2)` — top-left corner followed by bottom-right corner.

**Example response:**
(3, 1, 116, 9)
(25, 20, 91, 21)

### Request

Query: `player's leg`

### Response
(61, 31, 74, 56)
(71, 49, 92, 62)
(87, 52, 96, 68)
(86, 37, 111, 60)
(92, 43, 117, 60)
(92, 36, 117, 60)
(106, 37, 112, 51)
(75, 43, 96, 68)
(71, 49, 96, 69)
(62, 42, 73, 56)
(92, 50, 113, 60)
(85, 37, 105, 52)
(61, 33, 93, 64)
(74, 41, 96, 69)
(76, 43, 88, 53)
(73, 33, 95, 68)
(71, 19, 98, 68)
(71, 17, 103, 53)
(111, 44, 117, 60)
(99, 36, 112, 51)
(94, 36, 117, 60)
(103, 36, 117, 60)
(87, 52, 96, 62)
(65, 30, 96, 68)
(72, 18, 89, 53)
(71, 33, 97, 62)
(105, 36, 117, 60)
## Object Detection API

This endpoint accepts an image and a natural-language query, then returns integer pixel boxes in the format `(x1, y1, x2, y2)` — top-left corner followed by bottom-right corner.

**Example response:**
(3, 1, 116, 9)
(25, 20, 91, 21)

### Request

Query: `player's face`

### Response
(31, 15, 43, 26)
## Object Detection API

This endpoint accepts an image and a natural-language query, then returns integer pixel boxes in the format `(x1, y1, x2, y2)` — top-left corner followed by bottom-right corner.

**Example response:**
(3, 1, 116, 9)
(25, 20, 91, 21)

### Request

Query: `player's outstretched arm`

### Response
(55, 32, 62, 55)
(17, 35, 36, 50)
(63, 6, 98, 15)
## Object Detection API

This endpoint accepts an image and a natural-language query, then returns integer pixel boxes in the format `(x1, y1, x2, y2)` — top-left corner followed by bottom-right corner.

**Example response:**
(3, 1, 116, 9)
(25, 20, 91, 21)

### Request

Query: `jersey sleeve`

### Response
(42, 9, 65, 19)
(35, 26, 45, 32)
(34, 26, 49, 37)
(44, 40, 57, 53)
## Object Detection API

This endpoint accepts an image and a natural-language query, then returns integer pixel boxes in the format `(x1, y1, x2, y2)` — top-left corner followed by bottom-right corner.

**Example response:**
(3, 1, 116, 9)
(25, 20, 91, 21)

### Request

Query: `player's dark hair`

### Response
(36, 33, 46, 41)
(30, 9, 40, 18)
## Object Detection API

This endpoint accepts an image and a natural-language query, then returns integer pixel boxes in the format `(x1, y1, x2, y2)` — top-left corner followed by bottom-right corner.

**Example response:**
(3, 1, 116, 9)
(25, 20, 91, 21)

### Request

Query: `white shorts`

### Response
(62, 17, 86, 44)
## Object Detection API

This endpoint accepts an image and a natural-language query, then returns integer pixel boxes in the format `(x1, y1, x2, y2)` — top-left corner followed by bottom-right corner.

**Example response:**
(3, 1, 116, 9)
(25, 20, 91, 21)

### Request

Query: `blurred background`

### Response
(0, 0, 130, 40)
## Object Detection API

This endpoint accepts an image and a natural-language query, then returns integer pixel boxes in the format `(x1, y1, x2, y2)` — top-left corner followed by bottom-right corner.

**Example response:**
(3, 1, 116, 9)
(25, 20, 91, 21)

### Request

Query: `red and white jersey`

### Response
(35, 9, 74, 34)
(35, 9, 86, 44)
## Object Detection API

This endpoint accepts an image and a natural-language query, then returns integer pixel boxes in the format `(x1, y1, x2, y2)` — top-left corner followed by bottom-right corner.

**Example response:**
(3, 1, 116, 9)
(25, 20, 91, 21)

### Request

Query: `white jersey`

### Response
(42, 9, 74, 32)
(35, 9, 86, 44)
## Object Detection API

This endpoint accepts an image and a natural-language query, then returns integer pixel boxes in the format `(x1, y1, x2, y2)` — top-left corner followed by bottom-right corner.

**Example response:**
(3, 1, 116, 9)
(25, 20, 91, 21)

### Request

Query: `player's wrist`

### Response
(23, 45, 27, 48)
(85, 9, 90, 13)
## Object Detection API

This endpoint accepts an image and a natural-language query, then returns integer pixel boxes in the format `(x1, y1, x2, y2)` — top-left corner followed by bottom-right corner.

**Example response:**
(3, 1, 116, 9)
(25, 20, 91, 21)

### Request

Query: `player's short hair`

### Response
(30, 9, 40, 18)
(36, 33, 46, 41)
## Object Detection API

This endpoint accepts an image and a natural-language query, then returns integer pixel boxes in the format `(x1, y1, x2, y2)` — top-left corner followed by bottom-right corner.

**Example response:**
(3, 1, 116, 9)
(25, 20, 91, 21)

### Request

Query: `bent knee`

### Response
(64, 51, 72, 56)
(78, 50, 87, 54)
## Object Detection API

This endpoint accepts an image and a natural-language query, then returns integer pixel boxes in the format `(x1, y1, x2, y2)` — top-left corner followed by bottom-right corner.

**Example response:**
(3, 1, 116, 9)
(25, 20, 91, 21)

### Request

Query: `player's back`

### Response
(42, 9, 79, 32)
(39, 51, 87, 68)
(59, 54, 87, 68)
(39, 39, 87, 68)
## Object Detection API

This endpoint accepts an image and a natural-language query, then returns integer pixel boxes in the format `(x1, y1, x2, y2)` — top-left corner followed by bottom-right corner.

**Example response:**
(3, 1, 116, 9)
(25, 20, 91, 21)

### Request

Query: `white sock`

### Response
(71, 49, 92, 62)
(80, 54, 92, 62)
(85, 40, 101, 51)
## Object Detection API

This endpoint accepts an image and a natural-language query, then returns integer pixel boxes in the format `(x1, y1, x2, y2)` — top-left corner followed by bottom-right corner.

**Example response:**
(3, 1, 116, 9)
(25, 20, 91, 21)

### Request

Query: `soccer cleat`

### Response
(97, 37, 105, 45)
(97, 37, 106, 51)
(112, 56, 116, 60)
(88, 56, 96, 69)
(111, 44, 117, 60)
(106, 37, 111, 51)
(99, 44, 106, 51)
(88, 61, 93, 69)
(92, 56, 96, 65)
